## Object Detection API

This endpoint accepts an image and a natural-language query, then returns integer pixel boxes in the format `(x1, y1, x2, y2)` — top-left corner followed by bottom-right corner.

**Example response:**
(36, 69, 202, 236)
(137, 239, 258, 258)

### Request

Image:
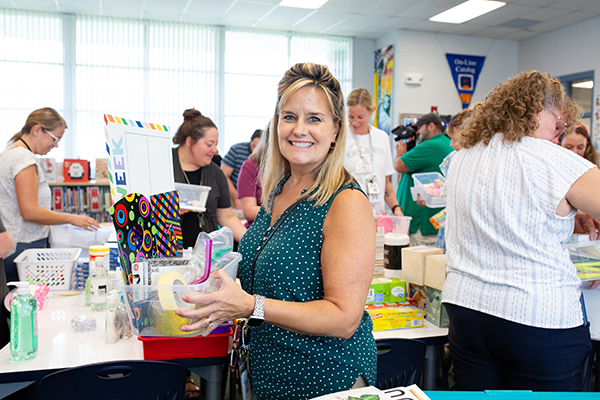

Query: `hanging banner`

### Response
(446, 53, 485, 109)
(374, 45, 394, 135)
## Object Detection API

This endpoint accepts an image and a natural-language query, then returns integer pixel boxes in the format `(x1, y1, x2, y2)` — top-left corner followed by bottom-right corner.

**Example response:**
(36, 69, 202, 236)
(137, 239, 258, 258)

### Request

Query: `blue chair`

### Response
(6, 360, 187, 400)
(375, 338, 427, 390)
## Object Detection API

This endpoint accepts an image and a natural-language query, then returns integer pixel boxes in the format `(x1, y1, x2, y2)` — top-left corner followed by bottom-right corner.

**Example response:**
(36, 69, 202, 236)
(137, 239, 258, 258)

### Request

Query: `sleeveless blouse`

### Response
(238, 177, 377, 400)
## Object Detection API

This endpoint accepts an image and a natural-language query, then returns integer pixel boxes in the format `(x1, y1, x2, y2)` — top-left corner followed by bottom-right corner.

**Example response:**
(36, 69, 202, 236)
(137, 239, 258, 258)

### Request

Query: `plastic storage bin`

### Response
(138, 326, 234, 360)
(562, 235, 600, 281)
(410, 172, 446, 208)
(174, 183, 211, 213)
(14, 248, 82, 290)
(119, 252, 241, 337)
(376, 215, 412, 235)
(49, 224, 112, 256)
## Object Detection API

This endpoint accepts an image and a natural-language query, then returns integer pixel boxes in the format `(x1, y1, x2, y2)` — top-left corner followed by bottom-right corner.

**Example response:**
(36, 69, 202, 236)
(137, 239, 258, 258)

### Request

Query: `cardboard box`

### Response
(424, 254, 447, 291)
(408, 283, 427, 315)
(63, 159, 89, 182)
(367, 278, 407, 305)
(402, 246, 443, 285)
(426, 287, 449, 328)
(366, 302, 424, 331)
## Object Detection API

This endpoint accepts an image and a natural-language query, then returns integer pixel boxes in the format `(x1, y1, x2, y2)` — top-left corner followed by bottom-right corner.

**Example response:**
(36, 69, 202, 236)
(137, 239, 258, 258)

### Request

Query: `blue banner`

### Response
(446, 53, 485, 109)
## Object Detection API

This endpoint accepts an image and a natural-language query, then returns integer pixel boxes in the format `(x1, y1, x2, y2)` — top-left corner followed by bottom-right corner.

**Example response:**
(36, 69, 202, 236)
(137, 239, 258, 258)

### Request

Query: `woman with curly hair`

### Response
(442, 71, 600, 391)
(561, 125, 600, 167)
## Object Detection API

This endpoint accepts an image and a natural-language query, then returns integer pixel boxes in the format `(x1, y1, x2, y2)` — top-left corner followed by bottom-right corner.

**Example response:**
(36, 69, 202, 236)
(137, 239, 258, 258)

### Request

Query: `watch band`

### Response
(252, 294, 265, 319)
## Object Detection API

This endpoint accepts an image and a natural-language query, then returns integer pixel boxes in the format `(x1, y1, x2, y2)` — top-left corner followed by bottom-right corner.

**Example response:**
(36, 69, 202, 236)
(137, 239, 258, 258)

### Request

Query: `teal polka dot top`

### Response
(238, 176, 377, 400)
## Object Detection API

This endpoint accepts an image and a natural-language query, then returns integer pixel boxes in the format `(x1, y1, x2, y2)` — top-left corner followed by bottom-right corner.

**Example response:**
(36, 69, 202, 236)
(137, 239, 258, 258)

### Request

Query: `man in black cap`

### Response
(394, 113, 453, 246)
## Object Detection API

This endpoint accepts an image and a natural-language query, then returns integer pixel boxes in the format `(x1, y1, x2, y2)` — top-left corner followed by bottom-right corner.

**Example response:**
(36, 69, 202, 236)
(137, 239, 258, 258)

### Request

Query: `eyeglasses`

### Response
(42, 128, 61, 145)
(548, 109, 569, 137)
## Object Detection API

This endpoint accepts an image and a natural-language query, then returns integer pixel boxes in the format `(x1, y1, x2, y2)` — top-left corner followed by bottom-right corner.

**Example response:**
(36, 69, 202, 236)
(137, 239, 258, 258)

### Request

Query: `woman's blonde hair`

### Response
(10, 107, 67, 142)
(260, 63, 353, 213)
(346, 88, 374, 112)
(457, 71, 581, 149)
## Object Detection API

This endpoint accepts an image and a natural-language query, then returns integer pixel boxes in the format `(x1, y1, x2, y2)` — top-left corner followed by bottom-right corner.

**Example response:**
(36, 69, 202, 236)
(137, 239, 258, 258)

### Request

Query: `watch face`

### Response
(247, 317, 264, 327)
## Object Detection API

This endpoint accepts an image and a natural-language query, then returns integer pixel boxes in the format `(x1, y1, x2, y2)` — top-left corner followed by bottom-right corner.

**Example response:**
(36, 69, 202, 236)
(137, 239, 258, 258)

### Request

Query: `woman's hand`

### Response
(68, 214, 100, 231)
(177, 269, 254, 336)
(574, 210, 600, 240)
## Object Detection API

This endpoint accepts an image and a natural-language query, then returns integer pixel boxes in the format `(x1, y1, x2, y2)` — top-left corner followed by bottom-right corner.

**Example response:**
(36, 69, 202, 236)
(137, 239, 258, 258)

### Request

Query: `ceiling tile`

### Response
(253, 6, 318, 29)
(509, 0, 562, 6)
(319, 0, 378, 14)
(520, 6, 571, 22)
(469, 4, 537, 26)
(394, 0, 465, 19)
(500, 29, 540, 40)
(364, 0, 420, 17)
(550, 0, 600, 11)
(466, 26, 520, 39)
(528, 11, 595, 32)
(293, 10, 351, 31)
(438, 23, 489, 36)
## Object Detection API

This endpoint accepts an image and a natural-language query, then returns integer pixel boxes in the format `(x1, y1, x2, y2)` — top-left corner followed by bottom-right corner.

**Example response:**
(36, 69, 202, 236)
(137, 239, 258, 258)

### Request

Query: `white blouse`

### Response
(442, 134, 595, 329)
(0, 145, 51, 244)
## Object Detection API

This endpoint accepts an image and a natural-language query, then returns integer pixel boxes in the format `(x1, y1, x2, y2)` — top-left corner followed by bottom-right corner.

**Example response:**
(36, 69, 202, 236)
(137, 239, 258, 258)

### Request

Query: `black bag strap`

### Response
(249, 199, 302, 294)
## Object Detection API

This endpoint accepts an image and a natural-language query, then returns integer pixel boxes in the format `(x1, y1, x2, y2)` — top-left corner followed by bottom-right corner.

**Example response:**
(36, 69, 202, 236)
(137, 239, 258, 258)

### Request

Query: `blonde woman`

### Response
(177, 63, 377, 399)
(0, 108, 99, 283)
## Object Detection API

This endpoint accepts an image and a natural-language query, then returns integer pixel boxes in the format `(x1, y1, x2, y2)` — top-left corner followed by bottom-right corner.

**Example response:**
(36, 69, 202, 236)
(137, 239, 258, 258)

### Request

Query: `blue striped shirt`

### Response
(442, 134, 595, 328)
(222, 142, 251, 188)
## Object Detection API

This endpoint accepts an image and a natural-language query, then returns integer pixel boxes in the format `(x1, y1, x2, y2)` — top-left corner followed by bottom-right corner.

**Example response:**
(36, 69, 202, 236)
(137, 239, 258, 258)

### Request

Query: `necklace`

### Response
(19, 137, 32, 152)
(178, 149, 203, 229)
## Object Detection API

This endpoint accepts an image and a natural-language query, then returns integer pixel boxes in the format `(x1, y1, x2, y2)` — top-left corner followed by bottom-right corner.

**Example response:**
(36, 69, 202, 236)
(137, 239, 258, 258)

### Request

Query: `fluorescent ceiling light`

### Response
(430, 0, 506, 24)
(279, 0, 328, 9)
(573, 80, 594, 89)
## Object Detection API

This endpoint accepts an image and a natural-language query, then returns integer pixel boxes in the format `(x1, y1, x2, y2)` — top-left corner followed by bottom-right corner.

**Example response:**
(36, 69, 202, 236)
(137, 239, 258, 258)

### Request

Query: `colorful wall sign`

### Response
(445, 53, 486, 109)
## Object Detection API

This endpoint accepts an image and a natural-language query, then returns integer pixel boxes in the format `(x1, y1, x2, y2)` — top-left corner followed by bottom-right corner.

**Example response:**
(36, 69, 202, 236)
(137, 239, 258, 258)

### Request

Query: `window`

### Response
(0, 9, 352, 163)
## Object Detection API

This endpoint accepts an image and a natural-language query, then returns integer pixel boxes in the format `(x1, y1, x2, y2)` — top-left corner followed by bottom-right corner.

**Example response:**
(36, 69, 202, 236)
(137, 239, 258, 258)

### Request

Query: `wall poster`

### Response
(374, 45, 394, 135)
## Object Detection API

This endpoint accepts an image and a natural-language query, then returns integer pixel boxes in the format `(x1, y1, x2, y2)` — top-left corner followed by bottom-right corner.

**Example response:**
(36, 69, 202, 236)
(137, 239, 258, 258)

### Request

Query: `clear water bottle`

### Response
(90, 256, 108, 312)
(85, 273, 92, 307)
(9, 282, 38, 361)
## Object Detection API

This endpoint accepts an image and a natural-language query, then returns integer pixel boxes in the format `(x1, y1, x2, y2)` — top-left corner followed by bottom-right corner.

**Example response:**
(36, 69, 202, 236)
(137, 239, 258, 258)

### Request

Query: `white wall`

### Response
(363, 30, 519, 129)
(519, 16, 600, 145)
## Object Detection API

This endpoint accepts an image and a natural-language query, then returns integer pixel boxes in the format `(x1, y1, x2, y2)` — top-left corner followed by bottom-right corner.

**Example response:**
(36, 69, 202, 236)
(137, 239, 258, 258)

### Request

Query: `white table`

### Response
(0, 292, 228, 399)
(374, 320, 449, 390)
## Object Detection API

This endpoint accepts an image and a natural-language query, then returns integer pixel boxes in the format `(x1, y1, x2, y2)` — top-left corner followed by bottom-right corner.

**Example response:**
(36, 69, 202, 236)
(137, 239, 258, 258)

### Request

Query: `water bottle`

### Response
(91, 256, 108, 311)
(105, 294, 119, 344)
(8, 282, 38, 361)
(85, 271, 92, 307)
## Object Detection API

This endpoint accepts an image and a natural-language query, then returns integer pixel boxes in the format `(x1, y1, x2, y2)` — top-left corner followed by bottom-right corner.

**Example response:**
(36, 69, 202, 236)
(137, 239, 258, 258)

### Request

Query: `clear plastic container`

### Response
(410, 172, 446, 208)
(174, 183, 211, 213)
(118, 252, 241, 337)
(562, 235, 600, 281)
(49, 225, 112, 256)
(375, 215, 412, 235)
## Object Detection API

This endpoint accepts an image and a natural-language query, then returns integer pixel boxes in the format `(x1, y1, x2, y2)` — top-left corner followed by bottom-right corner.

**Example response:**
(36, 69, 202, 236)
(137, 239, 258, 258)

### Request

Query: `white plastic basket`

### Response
(14, 248, 82, 291)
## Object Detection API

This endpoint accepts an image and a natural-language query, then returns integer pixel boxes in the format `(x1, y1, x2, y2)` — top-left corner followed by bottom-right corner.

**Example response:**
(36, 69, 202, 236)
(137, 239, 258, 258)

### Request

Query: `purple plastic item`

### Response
(211, 321, 233, 334)
(189, 239, 213, 285)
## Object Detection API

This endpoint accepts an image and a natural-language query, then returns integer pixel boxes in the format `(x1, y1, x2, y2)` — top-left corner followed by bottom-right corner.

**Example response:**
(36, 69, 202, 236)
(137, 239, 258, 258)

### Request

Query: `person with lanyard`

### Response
(343, 88, 402, 217)
(171, 108, 246, 249)
(175, 63, 377, 400)
(0, 107, 100, 283)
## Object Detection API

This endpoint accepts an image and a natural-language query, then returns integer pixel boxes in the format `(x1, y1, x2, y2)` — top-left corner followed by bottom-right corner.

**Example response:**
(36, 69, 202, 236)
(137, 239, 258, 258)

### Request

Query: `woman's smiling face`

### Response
(277, 86, 338, 173)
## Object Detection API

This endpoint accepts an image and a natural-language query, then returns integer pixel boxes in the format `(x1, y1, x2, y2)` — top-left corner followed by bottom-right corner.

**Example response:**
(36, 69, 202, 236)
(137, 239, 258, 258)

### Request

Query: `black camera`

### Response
(392, 123, 418, 152)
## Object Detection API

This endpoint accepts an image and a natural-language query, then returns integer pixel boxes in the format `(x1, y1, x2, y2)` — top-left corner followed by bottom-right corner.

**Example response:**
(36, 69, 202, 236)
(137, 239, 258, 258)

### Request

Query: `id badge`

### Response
(356, 160, 372, 174)
(367, 180, 380, 195)
(239, 353, 253, 400)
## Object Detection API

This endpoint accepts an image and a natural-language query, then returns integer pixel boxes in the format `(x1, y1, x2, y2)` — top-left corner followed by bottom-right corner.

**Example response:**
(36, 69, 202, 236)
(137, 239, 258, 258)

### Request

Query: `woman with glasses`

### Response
(442, 71, 600, 391)
(0, 107, 100, 283)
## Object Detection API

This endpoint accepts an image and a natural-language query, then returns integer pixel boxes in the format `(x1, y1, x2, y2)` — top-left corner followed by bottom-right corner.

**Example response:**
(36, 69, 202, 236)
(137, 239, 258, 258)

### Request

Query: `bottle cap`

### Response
(7, 282, 30, 295)
(384, 233, 410, 246)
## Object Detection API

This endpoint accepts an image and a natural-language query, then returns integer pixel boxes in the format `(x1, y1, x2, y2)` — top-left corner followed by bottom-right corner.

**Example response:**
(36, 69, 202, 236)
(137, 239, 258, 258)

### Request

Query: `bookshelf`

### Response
(48, 180, 112, 223)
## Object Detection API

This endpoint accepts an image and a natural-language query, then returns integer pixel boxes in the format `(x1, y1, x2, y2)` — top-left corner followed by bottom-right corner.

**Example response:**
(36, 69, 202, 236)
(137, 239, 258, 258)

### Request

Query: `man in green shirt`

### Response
(395, 113, 453, 246)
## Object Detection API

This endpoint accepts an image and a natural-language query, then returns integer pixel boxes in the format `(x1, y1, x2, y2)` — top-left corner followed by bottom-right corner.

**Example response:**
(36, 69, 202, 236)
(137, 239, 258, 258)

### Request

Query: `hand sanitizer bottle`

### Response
(91, 256, 108, 312)
(8, 282, 38, 361)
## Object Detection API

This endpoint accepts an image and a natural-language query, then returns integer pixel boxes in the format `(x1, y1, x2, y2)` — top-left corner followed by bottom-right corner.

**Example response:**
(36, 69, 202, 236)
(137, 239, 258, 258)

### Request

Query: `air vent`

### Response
(498, 18, 540, 29)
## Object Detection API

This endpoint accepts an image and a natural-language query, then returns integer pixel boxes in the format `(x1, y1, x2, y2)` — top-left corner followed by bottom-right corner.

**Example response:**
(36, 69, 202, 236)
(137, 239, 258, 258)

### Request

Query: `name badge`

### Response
(356, 161, 371, 174)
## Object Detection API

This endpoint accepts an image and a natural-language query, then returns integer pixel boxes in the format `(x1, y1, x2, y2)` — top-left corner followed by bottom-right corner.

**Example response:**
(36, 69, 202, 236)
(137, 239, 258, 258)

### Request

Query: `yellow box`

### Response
(401, 246, 443, 285)
(424, 254, 447, 291)
(365, 302, 424, 331)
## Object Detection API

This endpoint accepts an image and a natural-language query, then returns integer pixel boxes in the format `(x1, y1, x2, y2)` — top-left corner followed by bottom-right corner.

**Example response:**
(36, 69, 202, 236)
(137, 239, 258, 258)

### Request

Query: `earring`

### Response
(330, 141, 336, 149)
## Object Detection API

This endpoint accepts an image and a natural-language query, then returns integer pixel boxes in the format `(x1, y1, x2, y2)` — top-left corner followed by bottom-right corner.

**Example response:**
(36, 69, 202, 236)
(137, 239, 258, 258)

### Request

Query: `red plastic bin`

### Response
(138, 326, 234, 361)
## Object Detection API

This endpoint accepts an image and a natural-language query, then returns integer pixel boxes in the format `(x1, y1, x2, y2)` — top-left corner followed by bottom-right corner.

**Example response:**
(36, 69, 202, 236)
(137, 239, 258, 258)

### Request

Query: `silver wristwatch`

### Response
(247, 294, 265, 327)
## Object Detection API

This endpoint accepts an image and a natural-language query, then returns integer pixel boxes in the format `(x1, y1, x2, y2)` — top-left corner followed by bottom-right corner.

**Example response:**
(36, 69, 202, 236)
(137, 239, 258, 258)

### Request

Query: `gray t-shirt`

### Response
(0, 144, 50, 243)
